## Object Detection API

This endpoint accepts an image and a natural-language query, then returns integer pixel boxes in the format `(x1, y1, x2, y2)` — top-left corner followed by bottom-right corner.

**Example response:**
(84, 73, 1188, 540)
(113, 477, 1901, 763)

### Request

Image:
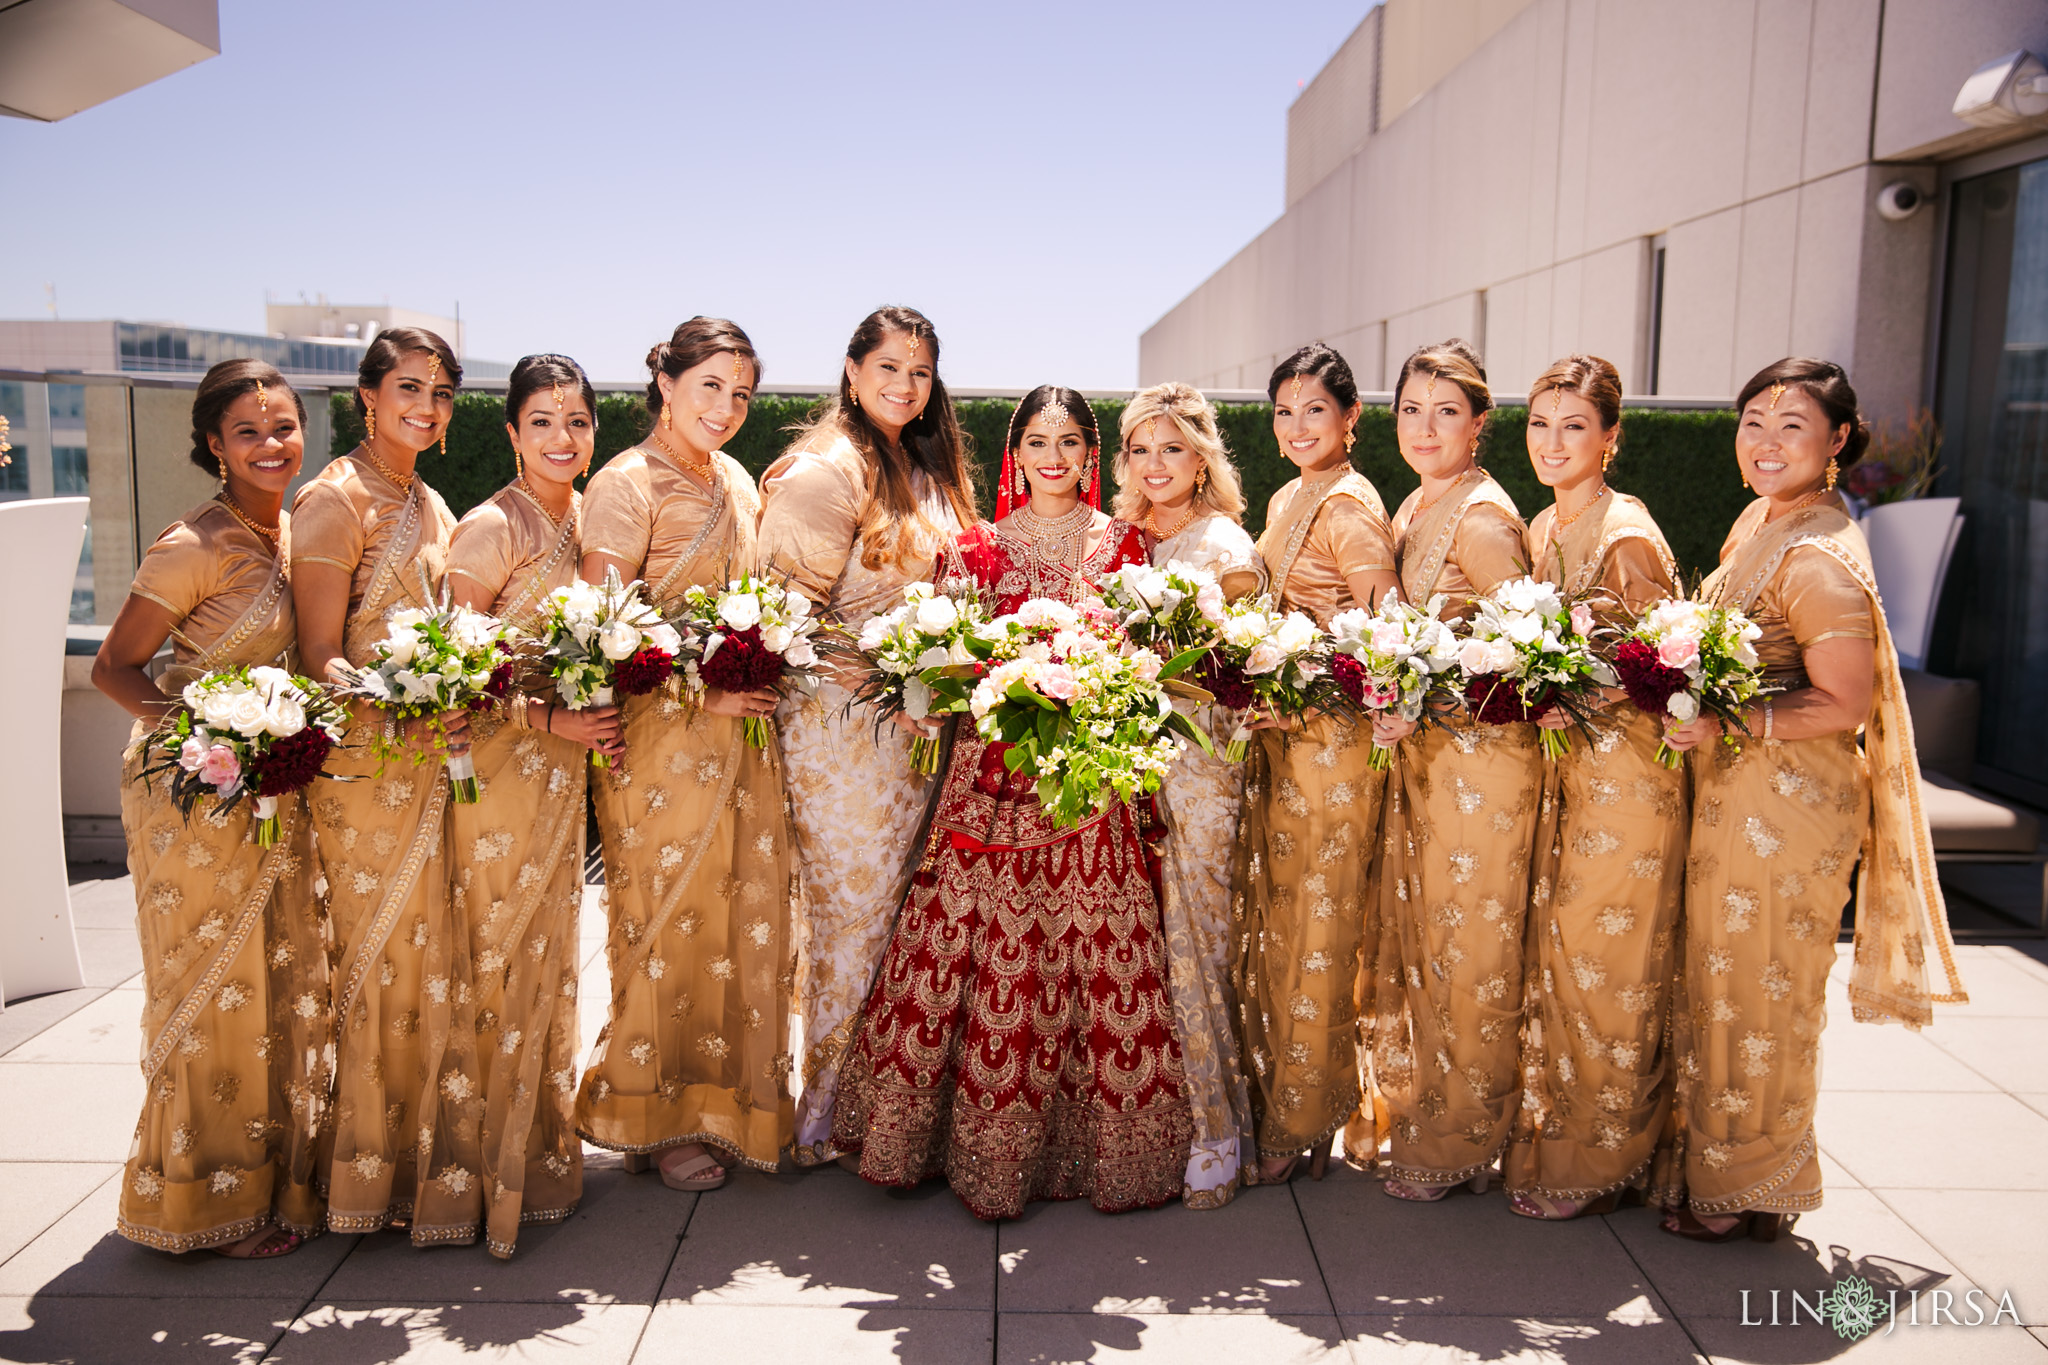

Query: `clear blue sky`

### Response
(0, 1, 1369, 387)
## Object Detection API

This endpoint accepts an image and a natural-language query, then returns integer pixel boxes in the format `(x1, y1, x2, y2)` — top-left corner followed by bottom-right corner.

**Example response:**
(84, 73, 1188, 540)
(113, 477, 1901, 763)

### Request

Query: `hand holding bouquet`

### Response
(332, 579, 515, 802)
(1454, 576, 1617, 760)
(968, 595, 1212, 827)
(1329, 590, 1461, 769)
(849, 579, 1004, 773)
(1212, 598, 1334, 761)
(1613, 597, 1764, 768)
(140, 665, 350, 846)
(675, 575, 822, 748)
(536, 568, 681, 769)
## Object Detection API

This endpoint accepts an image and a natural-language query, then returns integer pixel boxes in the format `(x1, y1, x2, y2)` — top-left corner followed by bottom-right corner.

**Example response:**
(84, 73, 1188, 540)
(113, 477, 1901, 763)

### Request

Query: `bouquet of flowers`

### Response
(1453, 576, 1617, 761)
(331, 579, 516, 802)
(139, 665, 350, 846)
(1613, 597, 1765, 768)
(674, 574, 822, 748)
(1097, 560, 1228, 656)
(1329, 590, 1461, 769)
(968, 595, 1213, 827)
(1210, 598, 1335, 761)
(535, 568, 682, 769)
(849, 578, 1006, 774)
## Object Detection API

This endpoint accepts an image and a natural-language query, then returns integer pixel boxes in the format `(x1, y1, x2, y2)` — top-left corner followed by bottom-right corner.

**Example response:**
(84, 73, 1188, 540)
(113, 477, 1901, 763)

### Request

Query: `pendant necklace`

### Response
(1010, 500, 1092, 573)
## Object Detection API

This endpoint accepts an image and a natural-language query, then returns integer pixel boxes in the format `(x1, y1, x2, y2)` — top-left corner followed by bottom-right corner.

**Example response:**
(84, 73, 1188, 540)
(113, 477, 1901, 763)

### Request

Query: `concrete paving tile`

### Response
(0, 1179, 357, 1299)
(634, 1302, 993, 1365)
(75, 927, 143, 988)
(64, 879, 139, 931)
(996, 1182, 1324, 1316)
(1814, 1014, 1997, 1093)
(1817, 1148, 1863, 1190)
(0, 1293, 299, 1365)
(0, 987, 142, 1066)
(0, 1163, 116, 1267)
(270, 1300, 650, 1363)
(318, 1166, 686, 1306)
(2033, 1323, 2048, 1351)
(2018, 1094, 2048, 1123)
(1815, 1091, 2048, 1190)
(1606, 1190, 1976, 1320)
(1293, 1164, 1669, 1318)
(1871, 1191, 2048, 1327)
(1941, 952, 2048, 1017)
(0, 988, 109, 1060)
(663, 1163, 993, 1311)
(1921, 1016, 2048, 1093)
(999, 1310, 1348, 1363)
(1690, 1314, 2046, 1362)
(1341, 1313, 1703, 1363)
(0, 1062, 143, 1163)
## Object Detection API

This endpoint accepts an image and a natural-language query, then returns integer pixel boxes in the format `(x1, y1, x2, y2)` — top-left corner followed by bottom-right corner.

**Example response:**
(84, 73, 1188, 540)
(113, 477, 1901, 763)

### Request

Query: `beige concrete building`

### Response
(1141, 0, 2048, 418)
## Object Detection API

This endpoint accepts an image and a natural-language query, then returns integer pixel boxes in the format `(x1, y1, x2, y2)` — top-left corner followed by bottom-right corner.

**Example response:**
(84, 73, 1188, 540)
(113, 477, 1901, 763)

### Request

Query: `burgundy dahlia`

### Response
(1330, 653, 1367, 707)
(1612, 638, 1688, 715)
(699, 625, 782, 693)
(469, 656, 516, 710)
(614, 646, 675, 697)
(1463, 672, 1551, 725)
(1197, 655, 1255, 710)
(250, 728, 334, 797)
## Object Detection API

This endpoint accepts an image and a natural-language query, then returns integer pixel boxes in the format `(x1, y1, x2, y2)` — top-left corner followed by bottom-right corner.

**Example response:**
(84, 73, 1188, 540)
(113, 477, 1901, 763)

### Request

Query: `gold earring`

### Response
(515, 450, 524, 480)
(440, 427, 448, 459)
(1194, 465, 1208, 495)
(1602, 445, 1614, 472)
(1741, 469, 1751, 491)
(1825, 456, 1839, 492)
(1012, 455, 1026, 498)
(851, 386, 861, 409)
(364, 405, 376, 442)
(1343, 429, 1356, 454)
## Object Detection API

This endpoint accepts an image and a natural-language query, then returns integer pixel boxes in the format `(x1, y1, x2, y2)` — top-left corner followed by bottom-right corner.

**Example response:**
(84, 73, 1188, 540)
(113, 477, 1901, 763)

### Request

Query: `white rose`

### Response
(598, 619, 641, 661)
(265, 695, 306, 738)
(1244, 641, 1285, 675)
(763, 624, 794, 654)
(1486, 638, 1520, 673)
(1666, 691, 1699, 722)
(857, 616, 892, 652)
(785, 639, 817, 668)
(380, 629, 419, 667)
(717, 593, 761, 631)
(1458, 638, 1495, 674)
(225, 692, 271, 737)
(1504, 612, 1544, 645)
(914, 595, 959, 635)
(1195, 582, 1226, 625)
(645, 624, 681, 656)
(1274, 612, 1319, 656)
(1501, 578, 1541, 614)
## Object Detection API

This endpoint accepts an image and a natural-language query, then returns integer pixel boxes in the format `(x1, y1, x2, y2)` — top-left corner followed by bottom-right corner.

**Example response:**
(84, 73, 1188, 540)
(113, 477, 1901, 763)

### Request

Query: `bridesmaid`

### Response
(1231, 343, 1399, 1184)
(1659, 358, 1965, 1241)
(293, 326, 484, 1244)
(94, 360, 329, 1257)
(1503, 355, 1687, 1219)
(573, 318, 794, 1190)
(445, 355, 614, 1256)
(756, 306, 977, 1164)
(1369, 340, 1539, 1202)
(831, 386, 1192, 1218)
(1117, 382, 1262, 1207)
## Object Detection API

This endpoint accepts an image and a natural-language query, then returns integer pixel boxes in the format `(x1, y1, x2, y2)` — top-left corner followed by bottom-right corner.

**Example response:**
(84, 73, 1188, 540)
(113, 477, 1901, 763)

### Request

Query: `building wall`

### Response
(1142, 0, 2048, 417)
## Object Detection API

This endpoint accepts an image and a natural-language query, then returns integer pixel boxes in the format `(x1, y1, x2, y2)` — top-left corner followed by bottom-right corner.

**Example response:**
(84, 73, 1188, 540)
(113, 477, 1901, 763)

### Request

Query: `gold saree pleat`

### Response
(306, 473, 485, 1244)
(116, 525, 330, 1252)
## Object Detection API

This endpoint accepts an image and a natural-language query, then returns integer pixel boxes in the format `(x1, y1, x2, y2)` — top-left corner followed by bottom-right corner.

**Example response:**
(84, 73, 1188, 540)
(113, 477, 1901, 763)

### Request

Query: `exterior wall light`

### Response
(1952, 50, 2048, 128)
(1876, 182, 1926, 221)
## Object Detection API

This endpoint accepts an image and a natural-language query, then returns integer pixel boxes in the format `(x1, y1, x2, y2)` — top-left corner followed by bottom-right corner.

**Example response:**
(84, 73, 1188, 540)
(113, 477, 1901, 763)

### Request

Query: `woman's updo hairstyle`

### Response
(1735, 357, 1871, 468)
(354, 326, 460, 421)
(1395, 339, 1493, 416)
(1113, 382, 1246, 522)
(507, 353, 598, 426)
(189, 358, 304, 476)
(1267, 341, 1360, 410)
(1530, 353, 1623, 458)
(1005, 385, 1099, 452)
(644, 317, 760, 419)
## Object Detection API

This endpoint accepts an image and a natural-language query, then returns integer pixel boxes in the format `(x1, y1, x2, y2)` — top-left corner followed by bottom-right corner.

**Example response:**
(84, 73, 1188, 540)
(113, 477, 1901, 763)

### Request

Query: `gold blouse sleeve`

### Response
(129, 521, 218, 623)
(289, 478, 365, 576)
(1600, 533, 1680, 618)
(758, 451, 863, 606)
(1779, 544, 1874, 646)
(447, 501, 516, 601)
(1451, 502, 1529, 597)
(1316, 495, 1397, 577)
(580, 461, 654, 573)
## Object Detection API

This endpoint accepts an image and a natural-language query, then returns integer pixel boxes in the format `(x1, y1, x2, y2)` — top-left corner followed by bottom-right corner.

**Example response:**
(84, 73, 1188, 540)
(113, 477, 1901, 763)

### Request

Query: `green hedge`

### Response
(330, 394, 1744, 581)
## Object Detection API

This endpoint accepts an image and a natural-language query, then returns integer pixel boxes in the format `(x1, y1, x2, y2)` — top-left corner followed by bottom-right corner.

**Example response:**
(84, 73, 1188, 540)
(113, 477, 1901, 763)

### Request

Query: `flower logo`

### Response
(1817, 1276, 1883, 1340)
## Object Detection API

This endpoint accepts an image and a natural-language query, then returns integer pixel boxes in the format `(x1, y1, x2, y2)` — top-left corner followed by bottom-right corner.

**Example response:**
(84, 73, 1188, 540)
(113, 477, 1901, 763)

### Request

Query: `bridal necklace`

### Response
(216, 487, 280, 548)
(1010, 499, 1092, 569)
(649, 427, 712, 478)
(1146, 501, 1197, 540)
(356, 442, 415, 495)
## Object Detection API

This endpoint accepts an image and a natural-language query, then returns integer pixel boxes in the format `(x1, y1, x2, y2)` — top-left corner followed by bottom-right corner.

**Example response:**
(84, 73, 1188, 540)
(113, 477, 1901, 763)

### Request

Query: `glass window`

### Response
(51, 446, 88, 496)
(1935, 157, 2048, 799)
(0, 382, 26, 501)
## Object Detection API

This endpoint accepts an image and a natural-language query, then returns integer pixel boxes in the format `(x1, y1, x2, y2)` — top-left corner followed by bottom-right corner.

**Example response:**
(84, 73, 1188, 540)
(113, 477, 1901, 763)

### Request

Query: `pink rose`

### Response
(177, 736, 210, 773)
(1569, 603, 1595, 638)
(1369, 622, 1405, 655)
(1656, 634, 1700, 670)
(199, 744, 241, 792)
(1037, 664, 1079, 701)
(1195, 583, 1226, 625)
(1244, 642, 1285, 676)
(1130, 650, 1163, 681)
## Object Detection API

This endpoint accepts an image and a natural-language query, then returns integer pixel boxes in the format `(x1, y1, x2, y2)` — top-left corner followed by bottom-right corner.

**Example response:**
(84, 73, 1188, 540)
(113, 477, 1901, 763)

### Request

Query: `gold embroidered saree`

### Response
(1232, 469, 1395, 1164)
(445, 485, 586, 1257)
(1675, 496, 1965, 1215)
(1506, 493, 1687, 1203)
(757, 436, 959, 1163)
(116, 500, 330, 1252)
(293, 457, 483, 1243)
(1372, 470, 1541, 1185)
(574, 446, 796, 1170)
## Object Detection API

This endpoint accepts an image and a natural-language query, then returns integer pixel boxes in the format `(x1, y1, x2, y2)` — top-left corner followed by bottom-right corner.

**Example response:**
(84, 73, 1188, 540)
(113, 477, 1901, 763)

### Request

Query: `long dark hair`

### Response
(800, 306, 976, 569)
(1736, 357, 1871, 468)
(189, 359, 304, 476)
(354, 326, 460, 420)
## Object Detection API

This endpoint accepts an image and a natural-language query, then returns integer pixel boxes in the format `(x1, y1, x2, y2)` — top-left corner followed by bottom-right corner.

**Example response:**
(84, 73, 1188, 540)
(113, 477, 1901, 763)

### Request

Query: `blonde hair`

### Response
(1113, 382, 1246, 523)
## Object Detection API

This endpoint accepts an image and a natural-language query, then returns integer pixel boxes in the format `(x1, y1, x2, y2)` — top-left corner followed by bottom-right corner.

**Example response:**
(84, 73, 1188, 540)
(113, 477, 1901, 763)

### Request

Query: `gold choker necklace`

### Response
(1146, 502, 1198, 540)
(1552, 483, 1609, 530)
(216, 488, 280, 547)
(357, 443, 415, 494)
(1009, 500, 1092, 568)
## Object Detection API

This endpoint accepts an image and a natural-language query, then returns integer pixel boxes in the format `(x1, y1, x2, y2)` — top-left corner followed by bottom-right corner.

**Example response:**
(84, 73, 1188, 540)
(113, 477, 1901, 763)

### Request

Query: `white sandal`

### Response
(658, 1146, 727, 1192)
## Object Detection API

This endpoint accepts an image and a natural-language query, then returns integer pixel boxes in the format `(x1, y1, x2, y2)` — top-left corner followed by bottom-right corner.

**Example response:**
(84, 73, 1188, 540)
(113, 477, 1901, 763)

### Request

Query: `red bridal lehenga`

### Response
(831, 512, 1194, 1220)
